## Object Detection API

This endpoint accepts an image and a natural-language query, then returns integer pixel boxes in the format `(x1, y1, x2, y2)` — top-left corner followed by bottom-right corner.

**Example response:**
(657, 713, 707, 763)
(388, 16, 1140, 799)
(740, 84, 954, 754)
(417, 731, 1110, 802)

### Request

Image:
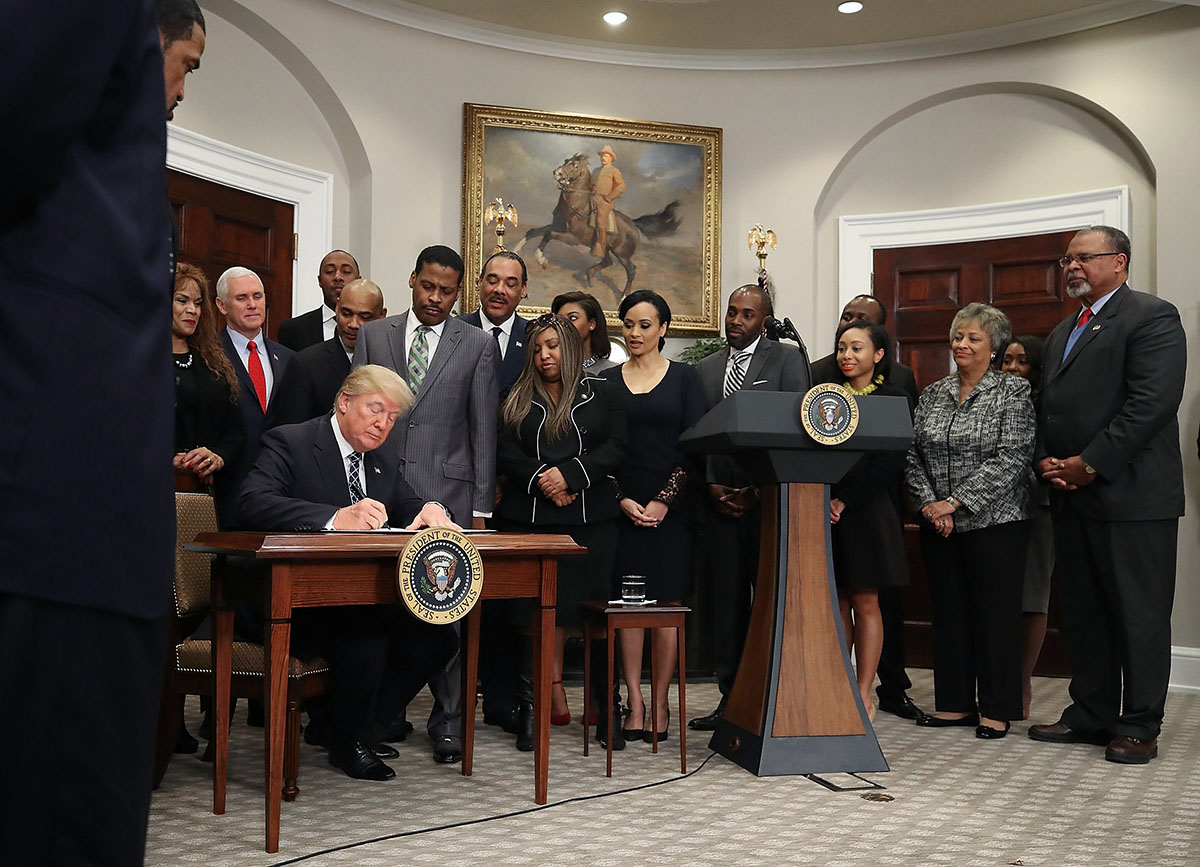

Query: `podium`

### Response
(680, 389, 913, 776)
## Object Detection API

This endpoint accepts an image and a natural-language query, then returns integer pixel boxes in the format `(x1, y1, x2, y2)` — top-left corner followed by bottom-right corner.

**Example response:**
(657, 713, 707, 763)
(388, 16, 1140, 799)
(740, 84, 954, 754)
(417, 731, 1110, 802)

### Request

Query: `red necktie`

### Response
(1076, 307, 1094, 330)
(247, 340, 268, 412)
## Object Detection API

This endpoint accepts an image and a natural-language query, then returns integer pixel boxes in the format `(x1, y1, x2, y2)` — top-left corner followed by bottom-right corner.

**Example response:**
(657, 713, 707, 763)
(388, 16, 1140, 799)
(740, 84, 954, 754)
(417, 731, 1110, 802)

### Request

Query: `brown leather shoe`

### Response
(1027, 720, 1109, 745)
(1105, 735, 1158, 764)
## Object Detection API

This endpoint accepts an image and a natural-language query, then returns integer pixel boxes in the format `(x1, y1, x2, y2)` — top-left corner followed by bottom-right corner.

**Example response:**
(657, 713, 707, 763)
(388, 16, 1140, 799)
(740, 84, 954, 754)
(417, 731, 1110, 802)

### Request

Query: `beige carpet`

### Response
(147, 672, 1200, 866)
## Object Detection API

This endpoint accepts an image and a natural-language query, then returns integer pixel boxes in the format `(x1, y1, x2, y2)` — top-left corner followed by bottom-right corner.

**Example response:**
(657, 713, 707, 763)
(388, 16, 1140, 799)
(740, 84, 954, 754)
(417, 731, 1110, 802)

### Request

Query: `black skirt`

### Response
(831, 489, 909, 591)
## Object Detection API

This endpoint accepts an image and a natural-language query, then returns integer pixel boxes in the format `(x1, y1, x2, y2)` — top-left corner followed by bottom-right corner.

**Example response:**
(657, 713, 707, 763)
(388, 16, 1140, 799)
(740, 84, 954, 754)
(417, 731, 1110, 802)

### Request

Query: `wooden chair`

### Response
(153, 491, 333, 801)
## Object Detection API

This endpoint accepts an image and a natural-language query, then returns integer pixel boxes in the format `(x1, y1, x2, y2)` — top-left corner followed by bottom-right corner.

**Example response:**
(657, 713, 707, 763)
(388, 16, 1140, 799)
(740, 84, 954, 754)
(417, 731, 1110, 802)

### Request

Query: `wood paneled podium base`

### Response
(709, 482, 888, 776)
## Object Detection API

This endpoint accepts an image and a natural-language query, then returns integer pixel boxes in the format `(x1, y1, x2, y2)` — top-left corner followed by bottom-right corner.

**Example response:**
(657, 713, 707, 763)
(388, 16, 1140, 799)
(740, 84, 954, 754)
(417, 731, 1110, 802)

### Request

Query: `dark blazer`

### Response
(497, 376, 626, 525)
(219, 329, 295, 527)
(353, 312, 499, 522)
(460, 311, 528, 398)
(697, 337, 810, 488)
(273, 336, 352, 427)
(1039, 284, 1185, 521)
(277, 305, 326, 353)
(239, 416, 425, 531)
(0, 1, 173, 619)
(811, 352, 919, 407)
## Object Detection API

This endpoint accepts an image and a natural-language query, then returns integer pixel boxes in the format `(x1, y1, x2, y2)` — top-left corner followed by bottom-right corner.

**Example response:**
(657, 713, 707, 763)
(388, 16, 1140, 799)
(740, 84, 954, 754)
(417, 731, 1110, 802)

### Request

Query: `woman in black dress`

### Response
(552, 291, 615, 374)
(172, 263, 243, 501)
(602, 290, 705, 743)
(497, 314, 627, 732)
(819, 320, 912, 722)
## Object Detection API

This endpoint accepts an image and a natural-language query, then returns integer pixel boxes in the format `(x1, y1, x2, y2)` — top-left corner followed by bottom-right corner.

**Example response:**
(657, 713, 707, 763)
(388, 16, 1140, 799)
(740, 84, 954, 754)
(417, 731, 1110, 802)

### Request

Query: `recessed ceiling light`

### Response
(838, 1, 864, 13)
(603, 11, 628, 26)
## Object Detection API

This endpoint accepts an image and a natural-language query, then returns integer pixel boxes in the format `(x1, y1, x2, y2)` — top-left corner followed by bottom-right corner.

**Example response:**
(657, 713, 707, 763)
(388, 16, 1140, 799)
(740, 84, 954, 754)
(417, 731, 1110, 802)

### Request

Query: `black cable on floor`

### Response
(268, 751, 720, 866)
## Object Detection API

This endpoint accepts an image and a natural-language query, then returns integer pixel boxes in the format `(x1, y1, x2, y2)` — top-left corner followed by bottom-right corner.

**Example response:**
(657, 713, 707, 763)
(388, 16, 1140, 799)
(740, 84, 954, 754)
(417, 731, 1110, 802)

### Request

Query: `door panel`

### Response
(167, 169, 294, 341)
(874, 229, 1080, 679)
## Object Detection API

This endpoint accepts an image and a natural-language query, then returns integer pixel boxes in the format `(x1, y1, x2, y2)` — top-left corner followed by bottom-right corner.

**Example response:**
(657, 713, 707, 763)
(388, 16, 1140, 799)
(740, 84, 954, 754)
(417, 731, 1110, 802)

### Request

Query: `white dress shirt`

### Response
(483, 311, 517, 359)
(402, 313, 447, 362)
(225, 326, 275, 399)
(322, 307, 337, 343)
(725, 334, 762, 377)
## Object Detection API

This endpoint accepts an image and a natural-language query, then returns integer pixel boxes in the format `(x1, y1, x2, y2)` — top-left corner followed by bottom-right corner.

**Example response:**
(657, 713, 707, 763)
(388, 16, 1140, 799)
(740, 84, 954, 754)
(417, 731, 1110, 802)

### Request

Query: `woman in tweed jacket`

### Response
(905, 303, 1035, 739)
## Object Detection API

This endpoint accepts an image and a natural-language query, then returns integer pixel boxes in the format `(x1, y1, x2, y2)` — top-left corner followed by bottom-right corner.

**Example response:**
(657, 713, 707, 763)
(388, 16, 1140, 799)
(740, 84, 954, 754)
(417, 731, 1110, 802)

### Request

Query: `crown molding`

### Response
(324, 0, 1173, 71)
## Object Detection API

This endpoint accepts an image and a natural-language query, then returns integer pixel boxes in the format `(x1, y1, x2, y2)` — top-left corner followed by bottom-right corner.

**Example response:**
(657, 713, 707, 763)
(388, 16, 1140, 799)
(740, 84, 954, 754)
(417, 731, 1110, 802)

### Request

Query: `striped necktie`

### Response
(347, 452, 365, 504)
(408, 325, 431, 393)
(723, 350, 751, 398)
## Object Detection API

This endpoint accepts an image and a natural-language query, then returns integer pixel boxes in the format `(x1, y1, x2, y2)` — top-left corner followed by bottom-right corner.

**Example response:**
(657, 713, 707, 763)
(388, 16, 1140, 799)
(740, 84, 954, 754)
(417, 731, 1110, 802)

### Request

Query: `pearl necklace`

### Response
(844, 373, 884, 395)
(174, 351, 194, 369)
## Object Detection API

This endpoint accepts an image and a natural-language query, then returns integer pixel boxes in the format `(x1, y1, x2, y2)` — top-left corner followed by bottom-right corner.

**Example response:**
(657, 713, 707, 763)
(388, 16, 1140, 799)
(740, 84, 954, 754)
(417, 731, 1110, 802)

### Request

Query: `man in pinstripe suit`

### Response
(353, 245, 499, 763)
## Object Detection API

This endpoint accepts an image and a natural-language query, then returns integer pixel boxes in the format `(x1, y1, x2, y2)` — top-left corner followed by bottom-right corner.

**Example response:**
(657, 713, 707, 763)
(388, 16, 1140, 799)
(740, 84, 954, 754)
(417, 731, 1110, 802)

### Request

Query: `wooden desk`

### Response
(186, 531, 583, 853)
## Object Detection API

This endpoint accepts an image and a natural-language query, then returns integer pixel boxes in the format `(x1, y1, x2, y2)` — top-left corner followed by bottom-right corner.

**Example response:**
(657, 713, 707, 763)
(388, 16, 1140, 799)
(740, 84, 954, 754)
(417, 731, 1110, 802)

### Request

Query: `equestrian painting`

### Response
(462, 104, 722, 336)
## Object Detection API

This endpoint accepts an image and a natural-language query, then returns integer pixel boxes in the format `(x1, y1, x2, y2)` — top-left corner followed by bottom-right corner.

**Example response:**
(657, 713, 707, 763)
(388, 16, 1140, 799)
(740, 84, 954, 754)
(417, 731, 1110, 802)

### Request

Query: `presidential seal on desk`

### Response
(800, 382, 859, 446)
(397, 527, 483, 624)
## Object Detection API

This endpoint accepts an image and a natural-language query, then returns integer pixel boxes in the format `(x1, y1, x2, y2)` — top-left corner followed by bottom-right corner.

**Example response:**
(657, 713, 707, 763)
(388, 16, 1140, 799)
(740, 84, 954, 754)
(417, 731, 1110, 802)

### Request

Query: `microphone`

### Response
(763, 316, 813, 386)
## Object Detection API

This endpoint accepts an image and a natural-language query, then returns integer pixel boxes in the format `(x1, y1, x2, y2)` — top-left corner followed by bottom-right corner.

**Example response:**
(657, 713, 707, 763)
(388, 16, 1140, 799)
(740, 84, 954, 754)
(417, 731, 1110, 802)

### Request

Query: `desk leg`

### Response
(677, 620, 687, 774)
(532, 599, 552, 805)
(212, 555, 232, 816)
(462, 605, 481, 778)
(263, 565, 292, 855)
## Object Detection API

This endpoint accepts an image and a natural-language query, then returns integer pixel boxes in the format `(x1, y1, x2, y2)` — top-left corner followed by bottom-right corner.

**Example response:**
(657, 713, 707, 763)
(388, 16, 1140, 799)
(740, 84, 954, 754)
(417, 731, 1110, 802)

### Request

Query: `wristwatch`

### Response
(1083, 462, 1097, 476)
(945, 495, 961, 509)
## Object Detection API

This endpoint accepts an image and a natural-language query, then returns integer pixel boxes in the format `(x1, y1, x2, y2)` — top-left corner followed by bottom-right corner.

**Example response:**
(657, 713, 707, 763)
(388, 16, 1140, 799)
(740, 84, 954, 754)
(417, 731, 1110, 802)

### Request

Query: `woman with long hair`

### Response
(601, 290, 705, 745)
(497, 314, 627, 742)
(820, 319, 912, 721)
(172, 262, 243, 498)
(551, 290, 615, 373)
(1000, 335, 1053, 718)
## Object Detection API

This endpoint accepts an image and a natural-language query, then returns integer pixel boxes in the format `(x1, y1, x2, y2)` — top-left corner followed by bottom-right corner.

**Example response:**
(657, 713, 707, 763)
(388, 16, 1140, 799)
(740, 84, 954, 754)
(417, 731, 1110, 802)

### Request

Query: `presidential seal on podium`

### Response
(397, 527, 484, 624)
(799, 382, 860, 446)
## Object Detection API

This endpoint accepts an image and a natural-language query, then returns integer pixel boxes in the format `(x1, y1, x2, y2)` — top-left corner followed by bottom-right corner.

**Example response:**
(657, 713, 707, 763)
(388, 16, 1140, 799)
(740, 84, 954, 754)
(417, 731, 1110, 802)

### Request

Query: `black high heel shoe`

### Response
(975, 721, 1011, 739)
(915, 712, 979, 728)
(644, 707, 670, 743)
(622, 702, 645, 742)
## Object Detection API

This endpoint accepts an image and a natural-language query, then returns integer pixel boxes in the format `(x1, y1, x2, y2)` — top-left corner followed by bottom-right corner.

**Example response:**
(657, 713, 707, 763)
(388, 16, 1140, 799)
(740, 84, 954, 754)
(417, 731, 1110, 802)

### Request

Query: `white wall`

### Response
(181, 1, 1200, 652)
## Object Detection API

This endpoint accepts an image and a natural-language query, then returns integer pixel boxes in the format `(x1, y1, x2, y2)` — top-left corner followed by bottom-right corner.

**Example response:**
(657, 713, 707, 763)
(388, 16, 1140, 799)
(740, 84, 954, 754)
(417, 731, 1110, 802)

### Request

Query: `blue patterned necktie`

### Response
(408, 325, 431, 392)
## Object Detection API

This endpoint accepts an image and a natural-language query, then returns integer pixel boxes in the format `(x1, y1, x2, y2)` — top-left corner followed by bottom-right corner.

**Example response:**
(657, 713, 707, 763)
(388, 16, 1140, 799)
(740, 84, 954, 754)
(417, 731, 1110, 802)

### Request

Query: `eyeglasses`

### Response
(1058, 252, 1120, 268)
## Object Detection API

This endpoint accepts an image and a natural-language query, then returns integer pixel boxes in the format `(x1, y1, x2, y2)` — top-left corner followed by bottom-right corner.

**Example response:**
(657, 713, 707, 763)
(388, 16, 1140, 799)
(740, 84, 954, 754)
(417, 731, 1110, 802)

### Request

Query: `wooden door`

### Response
(167, 170, 295, 341)
(874, 229, 1080, 677)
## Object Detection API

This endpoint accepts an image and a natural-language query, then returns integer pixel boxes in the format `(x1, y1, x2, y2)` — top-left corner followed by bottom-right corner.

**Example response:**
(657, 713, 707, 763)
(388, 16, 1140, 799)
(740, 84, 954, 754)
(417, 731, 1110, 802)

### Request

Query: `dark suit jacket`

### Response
(0, 1, 173, 619)
(239, 416, 425, 531)
(219, 329, 295, 527)
(460, 311, 528, 398)
(277, 306, 326, 353)
(697, 338, 810, 488)
(273, 336, 352, 427)
(496, 376, 626, 525)
(354, 313, 499, 521)
(1039, 284, 1185, 521)
(810, 352, 919, 407)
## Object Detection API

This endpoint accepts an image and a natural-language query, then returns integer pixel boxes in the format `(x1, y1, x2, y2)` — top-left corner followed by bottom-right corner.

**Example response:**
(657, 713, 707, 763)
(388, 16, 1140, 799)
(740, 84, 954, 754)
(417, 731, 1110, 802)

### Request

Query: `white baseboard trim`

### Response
(1169, 645, 1200, 694)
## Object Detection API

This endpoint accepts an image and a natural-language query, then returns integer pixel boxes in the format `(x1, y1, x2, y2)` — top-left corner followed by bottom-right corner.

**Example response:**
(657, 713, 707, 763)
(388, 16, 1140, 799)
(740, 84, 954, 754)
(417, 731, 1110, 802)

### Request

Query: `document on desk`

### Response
(324, 527, 496, 533)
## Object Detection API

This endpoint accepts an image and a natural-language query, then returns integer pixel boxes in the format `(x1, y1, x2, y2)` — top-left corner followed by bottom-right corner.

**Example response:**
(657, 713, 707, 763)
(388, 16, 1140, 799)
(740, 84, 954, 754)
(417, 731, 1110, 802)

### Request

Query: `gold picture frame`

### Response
(462, 103, 722, 336)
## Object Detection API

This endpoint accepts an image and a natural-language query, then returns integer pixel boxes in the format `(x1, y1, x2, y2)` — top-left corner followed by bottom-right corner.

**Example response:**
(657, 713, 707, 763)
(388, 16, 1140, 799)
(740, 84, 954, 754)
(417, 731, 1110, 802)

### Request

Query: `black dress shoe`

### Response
(915, 712, 979, 728)
(515, 702, 535, 752)
(596, 705, 626, 751)
(329, 740, 395, 781)
(484, 705, 522, 736)
(371, 742, 400, 759)
(688, 696, 727, 731)
(1028, 720, 1110, 745)
(975, 721, 1011, 739)
(379, 716, 415, 743)
(877, 693, 924, 721)
(432, 735, 463, 764)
